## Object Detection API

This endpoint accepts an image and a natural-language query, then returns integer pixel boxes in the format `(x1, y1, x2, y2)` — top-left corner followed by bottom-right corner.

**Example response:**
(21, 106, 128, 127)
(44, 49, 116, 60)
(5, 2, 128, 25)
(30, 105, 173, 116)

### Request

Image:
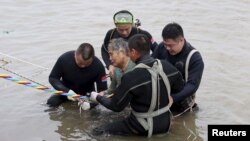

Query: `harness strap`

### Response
(109, 28, 116, 41)
(132, 105, 170, 118)
(185, 50, 198, 81)
(133, 59, 171, 137)
(174, 50, 198, 118)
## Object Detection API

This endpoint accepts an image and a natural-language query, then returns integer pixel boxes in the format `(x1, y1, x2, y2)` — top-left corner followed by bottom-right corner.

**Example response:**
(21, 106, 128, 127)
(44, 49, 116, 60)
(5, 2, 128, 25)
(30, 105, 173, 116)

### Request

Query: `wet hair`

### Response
(76, 43, 95, 60)
(113, 10, 134, 24)
(162, 22, 184, 40)
(108, 38, 129, 55)
(128, 34, 150, 56)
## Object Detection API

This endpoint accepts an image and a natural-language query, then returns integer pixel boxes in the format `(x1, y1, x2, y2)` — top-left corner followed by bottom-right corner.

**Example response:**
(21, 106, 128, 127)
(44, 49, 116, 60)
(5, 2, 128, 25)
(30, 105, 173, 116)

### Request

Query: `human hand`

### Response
(67, 89, 78, 101)
(90, 91, 99, 102)
(98, 91, 105, 96)
(109, 65, 115, 77)
(168, 96, 173, 107)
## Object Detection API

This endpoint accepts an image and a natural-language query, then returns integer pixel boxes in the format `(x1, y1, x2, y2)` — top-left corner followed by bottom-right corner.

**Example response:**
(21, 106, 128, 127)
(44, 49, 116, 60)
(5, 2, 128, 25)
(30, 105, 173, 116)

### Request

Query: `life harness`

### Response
(131, 59, 172, 138)
(174, 49, 198, 117)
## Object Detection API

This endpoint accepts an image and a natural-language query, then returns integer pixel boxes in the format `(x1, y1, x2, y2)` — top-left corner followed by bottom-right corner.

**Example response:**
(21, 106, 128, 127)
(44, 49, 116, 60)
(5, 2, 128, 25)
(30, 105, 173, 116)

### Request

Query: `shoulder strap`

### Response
(134, 60, 170, 97)
(185, 50, 198, 82)
(109, 28, 116, 41)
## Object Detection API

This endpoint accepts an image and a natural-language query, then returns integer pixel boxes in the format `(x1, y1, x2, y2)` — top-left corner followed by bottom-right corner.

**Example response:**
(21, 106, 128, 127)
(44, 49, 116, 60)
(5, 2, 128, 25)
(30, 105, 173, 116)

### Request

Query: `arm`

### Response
(151, 42, 167, 59)
(95, 59, 108, 92)
(101, 43, 112, 69)
(49, 57, 69, 92)
(170, 70, 185, 95)
(96, 74, 132, 112)
(101, 30, 113, 69)
(106, 69, 118, 94)
(172, 52, 204, 102)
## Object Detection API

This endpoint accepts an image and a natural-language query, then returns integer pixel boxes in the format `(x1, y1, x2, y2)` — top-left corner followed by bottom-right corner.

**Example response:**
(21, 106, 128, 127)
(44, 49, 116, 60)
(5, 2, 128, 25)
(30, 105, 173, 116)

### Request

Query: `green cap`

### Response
(114, 13, 133, 24)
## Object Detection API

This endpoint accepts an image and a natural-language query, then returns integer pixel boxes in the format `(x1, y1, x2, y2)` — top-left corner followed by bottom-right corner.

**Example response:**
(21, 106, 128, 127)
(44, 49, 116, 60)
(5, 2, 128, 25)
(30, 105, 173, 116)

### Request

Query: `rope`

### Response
(0, 51, 48, 70)
(0, 65, 48, 88)
(0, 73, 88, 100)
(0, 57, 48, 87)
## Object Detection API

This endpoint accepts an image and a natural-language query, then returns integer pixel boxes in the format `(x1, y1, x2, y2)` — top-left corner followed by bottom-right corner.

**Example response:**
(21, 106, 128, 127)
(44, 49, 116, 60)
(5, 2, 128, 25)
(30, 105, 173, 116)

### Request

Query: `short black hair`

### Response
(162, 22, 184, 40)
(113, 10, 134, 22)
(128, 34, 150, 56)
(76, 43, 95, 60)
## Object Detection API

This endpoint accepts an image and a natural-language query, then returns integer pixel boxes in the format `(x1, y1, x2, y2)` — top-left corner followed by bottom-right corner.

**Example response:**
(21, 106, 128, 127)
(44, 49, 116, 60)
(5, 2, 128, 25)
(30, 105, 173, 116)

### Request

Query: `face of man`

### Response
(74, 52, 93, 68)
(163, 37, 184, 55)
(116, 24, 133, 38)
(108, 48, 127, 68)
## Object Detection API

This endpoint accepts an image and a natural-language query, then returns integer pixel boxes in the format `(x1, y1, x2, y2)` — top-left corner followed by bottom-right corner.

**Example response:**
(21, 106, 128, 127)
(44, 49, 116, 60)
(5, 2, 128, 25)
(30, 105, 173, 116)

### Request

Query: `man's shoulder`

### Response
(105, 28, 116, 37)
(184, 42, 203, 60)
(93, 57, 105, 67)
(59, 51, 74, 59)
(137, 28, 152, 36)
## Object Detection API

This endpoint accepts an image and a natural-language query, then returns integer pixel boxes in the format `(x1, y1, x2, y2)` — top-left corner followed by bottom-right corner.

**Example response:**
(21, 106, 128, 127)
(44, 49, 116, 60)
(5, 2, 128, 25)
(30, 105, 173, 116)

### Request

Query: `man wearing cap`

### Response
(101, 10, 158, 77)
(47, 43, 107, 108)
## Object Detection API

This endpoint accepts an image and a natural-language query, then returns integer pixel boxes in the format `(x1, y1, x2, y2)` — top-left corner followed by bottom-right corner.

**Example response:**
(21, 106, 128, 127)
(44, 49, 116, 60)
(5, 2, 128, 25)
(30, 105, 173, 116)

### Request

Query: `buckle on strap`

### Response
(132, 105, 170, 118)
(132, 106, 170, 138)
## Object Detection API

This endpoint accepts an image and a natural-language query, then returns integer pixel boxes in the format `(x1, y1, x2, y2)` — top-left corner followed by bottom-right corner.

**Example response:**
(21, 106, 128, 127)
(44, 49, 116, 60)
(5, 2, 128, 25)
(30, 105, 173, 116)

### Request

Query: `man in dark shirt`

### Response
(90, 34, 184, 137)
(152, 22, 204, 117)
(101, 10, 158, 77)
(47, 43, 107, 107)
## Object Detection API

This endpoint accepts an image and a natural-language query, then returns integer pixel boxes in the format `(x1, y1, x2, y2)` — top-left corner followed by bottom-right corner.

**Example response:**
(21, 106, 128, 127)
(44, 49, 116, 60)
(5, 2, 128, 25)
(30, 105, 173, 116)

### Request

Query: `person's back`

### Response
(101, 10, 157, 77)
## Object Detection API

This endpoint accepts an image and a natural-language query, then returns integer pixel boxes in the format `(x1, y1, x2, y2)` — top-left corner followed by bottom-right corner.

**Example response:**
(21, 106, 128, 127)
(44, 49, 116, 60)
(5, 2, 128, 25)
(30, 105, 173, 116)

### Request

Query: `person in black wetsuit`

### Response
(101, 10, 158, 77)
(152, 22, 204, 117)
(90, 34, 184, 137)
(47, 43, 107, 108)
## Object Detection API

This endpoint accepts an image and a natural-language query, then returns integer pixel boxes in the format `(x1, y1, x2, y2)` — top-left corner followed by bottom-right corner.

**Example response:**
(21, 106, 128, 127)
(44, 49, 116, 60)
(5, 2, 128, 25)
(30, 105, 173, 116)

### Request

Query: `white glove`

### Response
(67, 89, 77, 101)
(78, 101, 91, 110)
(90, 91, 99, 102)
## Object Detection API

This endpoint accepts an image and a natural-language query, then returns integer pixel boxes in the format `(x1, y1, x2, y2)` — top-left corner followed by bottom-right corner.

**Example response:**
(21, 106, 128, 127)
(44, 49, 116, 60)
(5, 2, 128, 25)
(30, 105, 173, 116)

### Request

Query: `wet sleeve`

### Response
(95, 61, 108, 92)
(101, 30, 112, 69)
(101, 44, 111, 69)
(49, 57, 69, 92)
(170, 70, 185, 94)
(172, 52, 204, 103)
(97, 74, 133, 112)
(151, 42, 167, 59)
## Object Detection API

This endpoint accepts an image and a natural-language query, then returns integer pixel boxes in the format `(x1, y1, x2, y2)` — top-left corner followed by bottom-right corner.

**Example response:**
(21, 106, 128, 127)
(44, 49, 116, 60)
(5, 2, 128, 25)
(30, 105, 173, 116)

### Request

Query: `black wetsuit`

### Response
(93, 55, 184, 136)
(101, 27, 158, 69)
(47, 51, 108, 107)
(152, 40, 204, 114)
